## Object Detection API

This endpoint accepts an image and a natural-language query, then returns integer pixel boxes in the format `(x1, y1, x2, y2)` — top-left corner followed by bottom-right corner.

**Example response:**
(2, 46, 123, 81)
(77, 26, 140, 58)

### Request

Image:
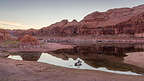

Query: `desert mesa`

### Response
(1, 4, 144, 81)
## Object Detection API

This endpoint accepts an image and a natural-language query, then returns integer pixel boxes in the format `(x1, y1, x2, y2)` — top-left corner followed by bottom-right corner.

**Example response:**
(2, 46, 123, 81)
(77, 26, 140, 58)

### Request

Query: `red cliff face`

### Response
(36, 4, 144, 36)
(19, 35, 39, 46)
(11, 4, 144, 37)
(113, 12, 144, 35)
(81, 4, 144, 28)
(0, 29, 10, 41)
(78, 11, 144, 35)
(37, 19, 80, 36)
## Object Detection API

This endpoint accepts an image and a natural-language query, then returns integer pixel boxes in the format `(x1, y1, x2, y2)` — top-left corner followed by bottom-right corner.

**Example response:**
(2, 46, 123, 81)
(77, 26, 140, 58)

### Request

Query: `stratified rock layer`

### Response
(19, 35, 39, 46)
(8, 4, 144, 37)
(0, 29, 10, 41)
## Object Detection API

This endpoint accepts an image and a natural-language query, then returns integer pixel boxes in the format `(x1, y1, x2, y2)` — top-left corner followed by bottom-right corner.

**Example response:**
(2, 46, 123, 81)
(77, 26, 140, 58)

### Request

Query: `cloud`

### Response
(0, 21, 41, 30)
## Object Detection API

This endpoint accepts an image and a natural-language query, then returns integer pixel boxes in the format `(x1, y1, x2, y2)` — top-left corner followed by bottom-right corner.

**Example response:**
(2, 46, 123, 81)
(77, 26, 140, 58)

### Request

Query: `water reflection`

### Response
(20, 53, 41, 61)
(38, 53, 95, 69)
(51, 44, 144, 74)
(8, 52, 41, 61)
(8, 53, 141, 75)
(38, 53, 141, 75)
(6, 44, 144, 75)
(52, 44, 144, 57)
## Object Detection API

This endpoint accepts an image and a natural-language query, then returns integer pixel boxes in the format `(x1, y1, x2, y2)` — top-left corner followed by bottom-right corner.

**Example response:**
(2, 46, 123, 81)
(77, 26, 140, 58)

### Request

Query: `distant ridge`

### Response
(8, 4, 144, 37)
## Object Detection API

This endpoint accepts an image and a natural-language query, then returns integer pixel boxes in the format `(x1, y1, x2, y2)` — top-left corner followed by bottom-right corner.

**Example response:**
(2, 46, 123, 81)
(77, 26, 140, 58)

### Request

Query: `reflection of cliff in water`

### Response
(8, 44, 144, 74)
(12, 52, 42, 61)
(52, 44, 144, 57)
(51, 44, 144, 73)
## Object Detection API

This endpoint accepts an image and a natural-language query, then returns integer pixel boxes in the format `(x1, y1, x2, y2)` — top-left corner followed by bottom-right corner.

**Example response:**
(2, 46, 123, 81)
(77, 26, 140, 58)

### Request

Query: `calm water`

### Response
(7, 43, 144, 75)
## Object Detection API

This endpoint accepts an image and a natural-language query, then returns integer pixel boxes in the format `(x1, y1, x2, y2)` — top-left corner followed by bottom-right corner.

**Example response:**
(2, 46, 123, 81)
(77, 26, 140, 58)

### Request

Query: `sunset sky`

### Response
(0, 0, 144, 29)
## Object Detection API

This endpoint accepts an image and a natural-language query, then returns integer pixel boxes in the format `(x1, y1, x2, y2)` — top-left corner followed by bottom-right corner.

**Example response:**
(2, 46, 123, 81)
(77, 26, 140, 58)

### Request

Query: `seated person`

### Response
(74, 60, 82, 66)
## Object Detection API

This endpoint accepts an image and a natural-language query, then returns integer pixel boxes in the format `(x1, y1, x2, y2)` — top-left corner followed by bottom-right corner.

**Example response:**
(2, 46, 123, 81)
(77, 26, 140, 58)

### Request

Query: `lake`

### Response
(7, 43, 144, 75)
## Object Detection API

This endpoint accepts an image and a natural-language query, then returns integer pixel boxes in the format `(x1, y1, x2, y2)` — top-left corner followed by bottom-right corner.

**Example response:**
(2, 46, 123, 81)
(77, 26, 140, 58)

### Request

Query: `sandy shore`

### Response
(0, 58, 144, 81)
(7, 43, 74, 53)
(124, 52, 144, 68)
(40, 36, 144, 45)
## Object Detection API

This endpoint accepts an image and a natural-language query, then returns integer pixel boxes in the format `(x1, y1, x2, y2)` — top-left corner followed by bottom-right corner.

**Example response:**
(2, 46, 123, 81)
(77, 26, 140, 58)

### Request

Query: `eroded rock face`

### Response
(81, 4, 144, 28)
(110, 12, 144, 35)
(9, 4, 144, 37)
(11, 29, 38, 37)
(37, 19, 80, 36)
(35, 4, 144, 36)
(79, 11, 144, 36)
(19, 35, 39, 46)
(0, 29, 10, 41)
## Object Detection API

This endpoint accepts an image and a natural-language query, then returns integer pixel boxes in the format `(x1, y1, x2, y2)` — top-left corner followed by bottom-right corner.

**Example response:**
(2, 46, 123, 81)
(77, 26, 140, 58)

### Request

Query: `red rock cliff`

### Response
(11, 4, 144, 37)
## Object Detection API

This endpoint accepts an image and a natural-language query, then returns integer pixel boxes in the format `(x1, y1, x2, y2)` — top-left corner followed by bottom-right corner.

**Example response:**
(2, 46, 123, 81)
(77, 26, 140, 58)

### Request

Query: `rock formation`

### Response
(11, 29, 38, 37)
(32, 4, 144, 37)
(19, 35, 39, 46)
(0, 29, 10, 41)
(81, 4, 144, 28)
(9, 4, 144, 37)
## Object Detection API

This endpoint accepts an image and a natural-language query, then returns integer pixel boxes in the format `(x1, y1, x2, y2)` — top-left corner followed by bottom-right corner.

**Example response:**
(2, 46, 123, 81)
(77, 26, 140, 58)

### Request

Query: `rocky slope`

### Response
(81, 4, 144, 28)
(19, 34, 39, 46)
(102, 11, 144, 35)
(0, 29, 11, 41)
(8, 4, 144, 37)
(34, 4, 144, 36)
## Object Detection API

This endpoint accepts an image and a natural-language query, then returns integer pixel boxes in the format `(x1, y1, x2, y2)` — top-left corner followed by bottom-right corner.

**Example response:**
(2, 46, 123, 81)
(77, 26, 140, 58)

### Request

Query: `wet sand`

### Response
(0, 58, 144, 81)
(124, 52, 144, 68)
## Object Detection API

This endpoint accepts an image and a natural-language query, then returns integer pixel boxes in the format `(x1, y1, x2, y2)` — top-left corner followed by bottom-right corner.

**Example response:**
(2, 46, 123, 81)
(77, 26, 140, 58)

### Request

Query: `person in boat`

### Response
(74, 60, 82, 66)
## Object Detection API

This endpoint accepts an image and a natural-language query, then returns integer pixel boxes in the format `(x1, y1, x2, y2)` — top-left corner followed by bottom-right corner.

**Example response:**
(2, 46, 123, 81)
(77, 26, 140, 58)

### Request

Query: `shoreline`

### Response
(0, 58, 144, 81)
(38, 36, 144, 45)
(3, 43, 74, 53)
(0, 42, 144, 81)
